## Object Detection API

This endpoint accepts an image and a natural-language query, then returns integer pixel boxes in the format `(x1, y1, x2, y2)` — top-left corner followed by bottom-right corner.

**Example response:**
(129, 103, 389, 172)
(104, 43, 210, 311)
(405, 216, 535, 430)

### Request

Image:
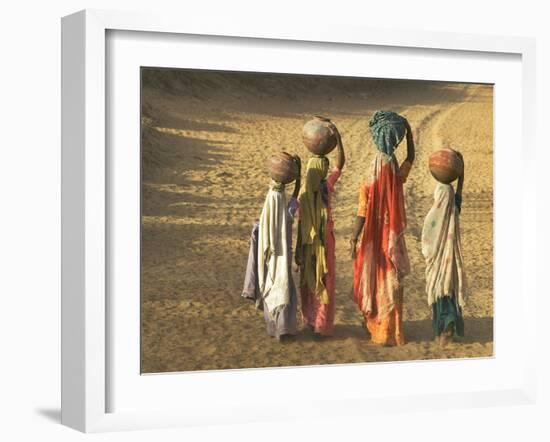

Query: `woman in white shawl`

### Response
(242, 155, 301, 342)
(421, 154, 467, 345)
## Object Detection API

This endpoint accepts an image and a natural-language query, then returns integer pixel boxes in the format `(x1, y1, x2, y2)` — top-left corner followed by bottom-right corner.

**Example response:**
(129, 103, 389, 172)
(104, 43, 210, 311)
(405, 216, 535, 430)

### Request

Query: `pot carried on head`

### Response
(302, 116, 338, 156)
(428, 148, 464, 184)
(267, 152, 299, 184)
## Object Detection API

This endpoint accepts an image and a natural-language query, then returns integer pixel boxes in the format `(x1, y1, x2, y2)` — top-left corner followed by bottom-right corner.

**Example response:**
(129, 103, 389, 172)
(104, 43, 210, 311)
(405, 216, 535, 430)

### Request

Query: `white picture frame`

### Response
(61, 9, 537, 433)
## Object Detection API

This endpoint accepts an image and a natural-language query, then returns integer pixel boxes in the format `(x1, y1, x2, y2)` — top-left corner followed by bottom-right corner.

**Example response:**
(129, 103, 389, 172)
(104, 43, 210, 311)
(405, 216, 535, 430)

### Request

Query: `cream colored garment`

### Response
(258, 183, 291, 313)
(421, 183, 467, 307)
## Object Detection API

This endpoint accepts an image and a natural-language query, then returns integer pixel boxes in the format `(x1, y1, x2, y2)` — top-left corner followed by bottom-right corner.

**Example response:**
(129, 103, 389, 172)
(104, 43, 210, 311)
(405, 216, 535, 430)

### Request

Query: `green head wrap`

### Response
(369, 110, 406, 157)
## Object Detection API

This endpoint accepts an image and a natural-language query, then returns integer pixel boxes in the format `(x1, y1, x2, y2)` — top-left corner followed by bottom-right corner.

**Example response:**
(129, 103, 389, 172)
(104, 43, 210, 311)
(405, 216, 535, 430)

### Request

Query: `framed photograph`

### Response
(61, 9, 537, 433)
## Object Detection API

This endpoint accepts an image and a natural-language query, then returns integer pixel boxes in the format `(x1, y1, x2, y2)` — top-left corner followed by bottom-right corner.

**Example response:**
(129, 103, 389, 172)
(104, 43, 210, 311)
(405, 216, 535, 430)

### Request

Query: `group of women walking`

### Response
(242, 111, 467, 347)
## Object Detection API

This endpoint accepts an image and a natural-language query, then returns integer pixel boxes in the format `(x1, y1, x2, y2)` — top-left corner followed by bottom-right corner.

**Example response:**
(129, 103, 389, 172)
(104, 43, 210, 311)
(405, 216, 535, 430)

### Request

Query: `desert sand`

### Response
(140, 70, 493, 373)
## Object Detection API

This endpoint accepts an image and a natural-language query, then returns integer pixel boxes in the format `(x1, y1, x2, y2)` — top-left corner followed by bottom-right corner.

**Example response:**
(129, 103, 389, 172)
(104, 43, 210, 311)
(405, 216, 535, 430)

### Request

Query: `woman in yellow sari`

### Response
(296, 123, 345, 338)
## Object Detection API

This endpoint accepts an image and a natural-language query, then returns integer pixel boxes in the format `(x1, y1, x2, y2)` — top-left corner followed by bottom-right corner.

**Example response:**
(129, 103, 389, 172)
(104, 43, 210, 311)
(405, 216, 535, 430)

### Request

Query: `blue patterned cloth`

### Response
(432, 294, 464, 338)
(369, 111, 406, 157)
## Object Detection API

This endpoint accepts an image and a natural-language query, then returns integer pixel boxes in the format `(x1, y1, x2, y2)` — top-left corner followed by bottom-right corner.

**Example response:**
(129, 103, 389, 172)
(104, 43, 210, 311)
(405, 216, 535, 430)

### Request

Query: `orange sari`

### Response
(353, 153, 411, 346)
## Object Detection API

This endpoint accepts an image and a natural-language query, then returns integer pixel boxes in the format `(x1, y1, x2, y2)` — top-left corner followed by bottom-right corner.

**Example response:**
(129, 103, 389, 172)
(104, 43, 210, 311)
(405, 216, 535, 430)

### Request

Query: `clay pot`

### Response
(267, 152, 299, 184)
(302, 116, 338, 156)
(428, 148, 464, 184)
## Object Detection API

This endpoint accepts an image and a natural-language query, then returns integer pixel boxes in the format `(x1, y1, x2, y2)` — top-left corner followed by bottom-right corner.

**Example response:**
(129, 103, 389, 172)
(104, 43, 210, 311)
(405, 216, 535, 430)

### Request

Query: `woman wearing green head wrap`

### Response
(350, 111, 415, 346)
(295, 122, 345, 338)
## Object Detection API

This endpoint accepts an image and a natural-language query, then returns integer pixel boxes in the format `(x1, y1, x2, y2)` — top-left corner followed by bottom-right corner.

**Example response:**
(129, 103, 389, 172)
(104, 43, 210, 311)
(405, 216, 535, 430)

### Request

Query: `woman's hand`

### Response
(350, 216, 365, 258)
(350, 238, 358, 260)
(325, 121, 341, 141)
(452, 149, 465, 183)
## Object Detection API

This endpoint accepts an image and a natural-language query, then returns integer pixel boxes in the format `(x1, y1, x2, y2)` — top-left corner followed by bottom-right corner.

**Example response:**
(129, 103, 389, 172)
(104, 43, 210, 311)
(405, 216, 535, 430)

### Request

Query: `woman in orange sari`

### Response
(350, 111, 414, 346)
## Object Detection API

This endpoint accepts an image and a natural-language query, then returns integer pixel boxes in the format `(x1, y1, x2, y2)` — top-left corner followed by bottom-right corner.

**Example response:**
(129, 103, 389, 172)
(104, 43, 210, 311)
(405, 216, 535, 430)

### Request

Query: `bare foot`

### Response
(444, 322, 455, 342)
(438, 323, 455, 347)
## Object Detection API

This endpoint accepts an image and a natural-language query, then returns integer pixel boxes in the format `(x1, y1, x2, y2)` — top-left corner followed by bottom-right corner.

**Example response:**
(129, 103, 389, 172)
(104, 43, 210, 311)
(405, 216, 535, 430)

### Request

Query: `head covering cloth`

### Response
(369, 110, 407, 157)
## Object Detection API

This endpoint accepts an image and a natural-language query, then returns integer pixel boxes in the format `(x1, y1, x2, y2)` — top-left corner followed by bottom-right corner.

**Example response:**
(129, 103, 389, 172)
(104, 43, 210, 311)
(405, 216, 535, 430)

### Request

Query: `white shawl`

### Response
(421, 183, 467, 307)
(257, 184, 291, 313)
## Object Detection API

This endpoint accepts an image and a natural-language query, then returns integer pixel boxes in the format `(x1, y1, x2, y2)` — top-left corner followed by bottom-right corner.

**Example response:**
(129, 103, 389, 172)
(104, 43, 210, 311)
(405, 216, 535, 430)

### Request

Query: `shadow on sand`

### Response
(404, 316, 494, 344)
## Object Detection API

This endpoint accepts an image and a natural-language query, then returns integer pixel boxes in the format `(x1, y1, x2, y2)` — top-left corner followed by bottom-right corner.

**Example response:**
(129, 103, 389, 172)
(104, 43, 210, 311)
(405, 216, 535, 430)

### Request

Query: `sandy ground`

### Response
(140, 71, 493, 373)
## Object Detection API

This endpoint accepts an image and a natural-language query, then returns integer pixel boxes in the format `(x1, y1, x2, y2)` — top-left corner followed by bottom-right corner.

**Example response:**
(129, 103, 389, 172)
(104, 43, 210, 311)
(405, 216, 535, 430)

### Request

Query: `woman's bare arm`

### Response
(404, 119, 415, 164)
(457, 173, 464, 197)
(295, 221, 302, 267)
(455, 151, 465, 213)
(335, 130, 345, 170)
(350, 216, 365, 259)
(292, 154, 302, 200)
(327, 122, 345, 170)
(456, 152, 464, 197)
